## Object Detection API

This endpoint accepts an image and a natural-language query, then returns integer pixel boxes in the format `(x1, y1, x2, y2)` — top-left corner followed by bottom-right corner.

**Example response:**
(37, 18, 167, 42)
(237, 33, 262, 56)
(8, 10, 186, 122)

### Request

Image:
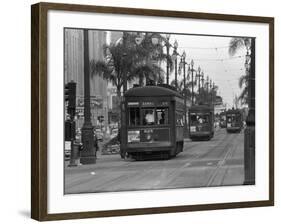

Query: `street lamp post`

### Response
(205, 75, 210, 104)
(181, 51, 188, 136)
(80, 29, 96, 165)
(201, 71, 205, 102)
(206, 75, 209, 93)
(196, 66, 202, 96)
(172, 40, 179, 89)
(164, 34, 171, 85)
(210, 79, 214, 107)
(212, 81, 216, 109)
(191, 59, 195, 105)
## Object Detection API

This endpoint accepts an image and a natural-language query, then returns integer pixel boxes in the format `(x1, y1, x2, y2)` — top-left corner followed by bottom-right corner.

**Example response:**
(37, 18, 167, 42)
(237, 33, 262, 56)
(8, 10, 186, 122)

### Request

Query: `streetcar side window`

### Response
(142, 108, 155, 125)
(156, 108, 169, 125)
(129, 107, 140, 126)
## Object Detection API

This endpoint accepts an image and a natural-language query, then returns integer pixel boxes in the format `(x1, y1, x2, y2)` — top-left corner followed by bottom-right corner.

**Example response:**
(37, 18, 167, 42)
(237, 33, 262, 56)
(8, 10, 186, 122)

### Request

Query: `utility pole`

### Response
(244, 38, 255, 185)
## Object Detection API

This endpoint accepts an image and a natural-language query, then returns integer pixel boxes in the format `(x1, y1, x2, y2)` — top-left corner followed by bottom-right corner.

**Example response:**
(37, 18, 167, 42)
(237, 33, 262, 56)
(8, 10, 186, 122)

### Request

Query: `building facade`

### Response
(64, 29, 108, 130)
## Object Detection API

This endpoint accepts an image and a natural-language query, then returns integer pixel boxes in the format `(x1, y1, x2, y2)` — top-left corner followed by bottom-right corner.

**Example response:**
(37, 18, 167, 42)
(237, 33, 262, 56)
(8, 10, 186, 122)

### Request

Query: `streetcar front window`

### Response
(129, 107, 140, 126)
(227, 114, 241, 123)
(142, 108, 155, 125)
(156, 108, 169, 125)
(190, 113, 210, 125)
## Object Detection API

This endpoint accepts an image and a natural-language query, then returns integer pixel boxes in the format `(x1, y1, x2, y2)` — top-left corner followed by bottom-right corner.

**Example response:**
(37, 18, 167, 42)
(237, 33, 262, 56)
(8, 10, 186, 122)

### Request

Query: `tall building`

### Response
(64, 29, 108, 129)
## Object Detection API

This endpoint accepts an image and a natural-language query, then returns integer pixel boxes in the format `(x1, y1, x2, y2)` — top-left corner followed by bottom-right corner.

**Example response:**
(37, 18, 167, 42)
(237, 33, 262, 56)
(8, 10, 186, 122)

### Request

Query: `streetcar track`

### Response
(137, 130, 239, 187)
(65, 129, 244, 192)
(163, 132, 240, 187)
(206, 142, 234, 186)
(206, 133, 241, 186)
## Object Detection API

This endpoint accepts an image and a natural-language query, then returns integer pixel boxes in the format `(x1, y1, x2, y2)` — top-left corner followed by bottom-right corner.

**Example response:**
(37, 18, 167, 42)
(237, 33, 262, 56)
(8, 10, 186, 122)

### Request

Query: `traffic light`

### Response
(65, 81, 76, 118)
(65, 120, 76, 141)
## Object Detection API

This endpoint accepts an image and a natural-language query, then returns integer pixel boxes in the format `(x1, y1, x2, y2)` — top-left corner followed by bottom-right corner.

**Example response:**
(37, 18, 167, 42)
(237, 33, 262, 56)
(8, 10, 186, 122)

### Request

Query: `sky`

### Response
(167, 34, 247, 109)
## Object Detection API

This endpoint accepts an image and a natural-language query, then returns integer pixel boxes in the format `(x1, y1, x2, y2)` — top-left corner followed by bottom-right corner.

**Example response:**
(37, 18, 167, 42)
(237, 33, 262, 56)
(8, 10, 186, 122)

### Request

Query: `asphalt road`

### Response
(65, 128, 244, 194)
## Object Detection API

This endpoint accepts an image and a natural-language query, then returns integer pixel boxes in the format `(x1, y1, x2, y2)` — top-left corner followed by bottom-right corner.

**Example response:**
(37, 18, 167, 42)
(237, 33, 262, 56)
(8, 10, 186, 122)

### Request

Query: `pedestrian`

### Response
(93, 131, 99, 157)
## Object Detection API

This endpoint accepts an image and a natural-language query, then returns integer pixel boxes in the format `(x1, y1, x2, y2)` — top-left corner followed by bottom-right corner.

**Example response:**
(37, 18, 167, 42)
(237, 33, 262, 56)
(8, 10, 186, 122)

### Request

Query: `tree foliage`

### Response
(90, 32, 168, 97)
(228, 37, 251, 105)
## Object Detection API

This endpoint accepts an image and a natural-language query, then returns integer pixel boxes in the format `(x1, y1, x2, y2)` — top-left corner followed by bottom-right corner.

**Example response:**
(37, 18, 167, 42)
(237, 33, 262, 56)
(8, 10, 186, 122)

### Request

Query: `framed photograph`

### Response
(31, 2, 274, 221)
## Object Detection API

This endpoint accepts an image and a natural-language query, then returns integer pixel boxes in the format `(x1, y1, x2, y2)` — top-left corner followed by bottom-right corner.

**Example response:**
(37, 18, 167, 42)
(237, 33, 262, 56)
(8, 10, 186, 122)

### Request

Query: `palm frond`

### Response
(238, 74, 248, 88)
(228, 37, 250, 56)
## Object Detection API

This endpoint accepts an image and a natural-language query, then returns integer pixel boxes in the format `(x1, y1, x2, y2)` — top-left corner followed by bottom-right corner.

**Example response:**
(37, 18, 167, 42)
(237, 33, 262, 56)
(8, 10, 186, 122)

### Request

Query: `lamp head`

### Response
(182, 50, 186, 58)
(174, 40, 178, 48)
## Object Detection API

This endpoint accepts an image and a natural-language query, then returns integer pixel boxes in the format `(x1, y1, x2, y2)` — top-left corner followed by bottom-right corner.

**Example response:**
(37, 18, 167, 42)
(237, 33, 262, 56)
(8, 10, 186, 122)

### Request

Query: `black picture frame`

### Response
(31, 2, 274, 221)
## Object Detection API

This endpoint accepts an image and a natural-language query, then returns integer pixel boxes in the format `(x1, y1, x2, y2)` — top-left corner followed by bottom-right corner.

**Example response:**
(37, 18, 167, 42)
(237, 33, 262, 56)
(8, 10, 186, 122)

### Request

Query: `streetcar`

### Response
(226, 108, 243, 133)
(121, 85, 184, 160)
(188, 104, 214, 141)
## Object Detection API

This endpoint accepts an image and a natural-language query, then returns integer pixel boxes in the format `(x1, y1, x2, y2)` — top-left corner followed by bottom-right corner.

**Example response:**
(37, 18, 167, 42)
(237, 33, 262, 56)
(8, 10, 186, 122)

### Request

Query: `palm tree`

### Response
(237, 74, 249, 105)
(228, 37, 251, 105)
(132, 63, 165, 86)
(91, 32, 170, 94)
(89, 32, 168, 126)
(90, 38, 137, 97)
(171, 79, 195, 99)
